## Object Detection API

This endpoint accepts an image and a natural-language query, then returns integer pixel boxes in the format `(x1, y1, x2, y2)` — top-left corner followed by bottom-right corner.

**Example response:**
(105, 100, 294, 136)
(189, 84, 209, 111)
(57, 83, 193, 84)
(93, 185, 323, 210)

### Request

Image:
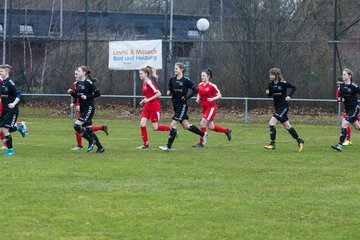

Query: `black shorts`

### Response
(273, 107, 289, 123)
(172, 104, 189, 123)
(345, 106, 360, 123)
(0, 109, 18, 129)
(78, 105, 95, 125)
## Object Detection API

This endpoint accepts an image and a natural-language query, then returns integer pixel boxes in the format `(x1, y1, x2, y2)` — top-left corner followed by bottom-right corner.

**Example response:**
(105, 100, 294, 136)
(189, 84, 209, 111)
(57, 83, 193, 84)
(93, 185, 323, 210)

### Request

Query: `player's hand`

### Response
(207, 98, 213, 102)
(81, 95, 87, 100)
(67, 88, 74, 94)
(196, 98, 200, 104)
(70, 103, 75, 108)
(75, 105, 80, 112)
(8, 102, 15, 109)
(167, 90, 171, 95)
(139, 98, 146, 106)
(265, 89, 270, 95)
(285, 96, 291, 101)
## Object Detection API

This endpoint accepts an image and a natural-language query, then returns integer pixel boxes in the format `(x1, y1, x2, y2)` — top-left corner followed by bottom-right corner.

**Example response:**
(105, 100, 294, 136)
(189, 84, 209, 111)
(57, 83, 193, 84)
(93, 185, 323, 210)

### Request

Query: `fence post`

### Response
(244, 98, 248, 124)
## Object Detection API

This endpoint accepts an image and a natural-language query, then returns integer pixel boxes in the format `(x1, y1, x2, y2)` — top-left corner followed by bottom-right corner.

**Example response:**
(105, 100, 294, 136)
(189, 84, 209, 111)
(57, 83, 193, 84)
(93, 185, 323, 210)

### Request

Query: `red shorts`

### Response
(202, 105, 217, 122)
(141, 106, 160, 123)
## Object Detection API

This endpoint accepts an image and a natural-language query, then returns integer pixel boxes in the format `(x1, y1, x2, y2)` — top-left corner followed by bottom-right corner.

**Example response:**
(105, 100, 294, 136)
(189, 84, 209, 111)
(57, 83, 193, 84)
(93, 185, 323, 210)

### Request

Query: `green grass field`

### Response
(1, 116, 360, 239)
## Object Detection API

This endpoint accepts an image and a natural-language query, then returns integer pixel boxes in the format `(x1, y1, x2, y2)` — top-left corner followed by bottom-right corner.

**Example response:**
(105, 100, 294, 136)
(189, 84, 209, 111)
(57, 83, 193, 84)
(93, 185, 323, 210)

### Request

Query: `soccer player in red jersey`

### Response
(137, 66, 170, 149)
(193, 69, 231, 147)
(69, 77, 108, 151)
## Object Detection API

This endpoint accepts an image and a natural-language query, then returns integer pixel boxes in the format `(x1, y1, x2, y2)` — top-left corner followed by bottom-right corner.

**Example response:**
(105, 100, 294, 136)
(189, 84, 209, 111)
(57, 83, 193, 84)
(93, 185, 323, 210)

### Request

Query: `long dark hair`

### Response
(202, 68, 213, 81)
(80, 65, 98, 82)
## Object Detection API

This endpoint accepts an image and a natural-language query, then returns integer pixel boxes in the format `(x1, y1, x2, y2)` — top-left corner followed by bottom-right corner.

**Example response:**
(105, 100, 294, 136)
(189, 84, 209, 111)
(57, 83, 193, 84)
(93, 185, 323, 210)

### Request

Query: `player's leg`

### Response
(159, 119, 178, 151)
(2, 111, 18, 156)
(0, 132, 7, 150)
(343, 113, 351, 146)
(92, 125, 108, 135)
(183, 120, 207, 145)
(193, 117, 208, 148)
(93, 133, 105, 153)
(16, 121, 28, 137)
(265, 116, 278, 150)
(138, 117, 149, 149)
(153, 112, 170, 131)
(331, 118, 350, 152)
(72, 131, 83, 150)
(283, 120, 304, 152)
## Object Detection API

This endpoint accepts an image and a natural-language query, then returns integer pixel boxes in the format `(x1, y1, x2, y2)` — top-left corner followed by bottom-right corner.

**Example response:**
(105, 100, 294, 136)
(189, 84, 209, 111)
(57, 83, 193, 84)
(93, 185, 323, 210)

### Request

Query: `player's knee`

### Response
(74, 124, 82, 132)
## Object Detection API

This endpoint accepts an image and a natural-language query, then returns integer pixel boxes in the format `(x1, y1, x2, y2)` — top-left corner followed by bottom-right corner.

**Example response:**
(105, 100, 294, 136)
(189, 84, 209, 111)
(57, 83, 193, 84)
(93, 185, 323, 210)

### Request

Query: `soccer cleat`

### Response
(331, 144, 342, 152)
(159, 145, 170, 151)
(343, 140, 352, 146)
(72, 146, 83, 151)
(3, 149, 15, 156)
(96, 147, 105, 153)
(225, 128, 232, 141)
(192, 143, 204, 148)
(17, 123, 28, 138)
(103, 125, 109, 136)
(136, 145, 149, 149)
(87, 138, 95, 152)
(264, 143, 276, 150)
(0, 145, 8, 150)
(202, 132, 208, 145)
(298, 138, 304, 152)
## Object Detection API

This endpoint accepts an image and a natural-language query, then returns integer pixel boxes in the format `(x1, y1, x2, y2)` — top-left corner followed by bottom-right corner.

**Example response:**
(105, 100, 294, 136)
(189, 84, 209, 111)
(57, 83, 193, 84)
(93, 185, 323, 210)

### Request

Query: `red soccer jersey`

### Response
(197, 82, 220, 108)
(142, 79, 160, 109)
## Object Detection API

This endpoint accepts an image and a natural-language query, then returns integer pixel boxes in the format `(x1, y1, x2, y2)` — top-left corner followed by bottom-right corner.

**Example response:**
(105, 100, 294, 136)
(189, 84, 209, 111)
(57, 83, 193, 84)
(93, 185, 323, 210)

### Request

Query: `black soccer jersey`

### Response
(0, 77, 22, 112)
(168, 76, 197, 106)
(71, 79, 100, 106)
(267, 80, 296, 109)
(339, 82, 360, 111)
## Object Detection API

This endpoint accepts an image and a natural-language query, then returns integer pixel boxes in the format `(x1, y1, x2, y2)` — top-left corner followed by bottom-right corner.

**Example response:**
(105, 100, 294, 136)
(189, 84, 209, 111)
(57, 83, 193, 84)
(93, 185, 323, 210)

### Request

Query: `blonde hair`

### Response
(0, 64, 11, 71)
(343, 68, 353, 80)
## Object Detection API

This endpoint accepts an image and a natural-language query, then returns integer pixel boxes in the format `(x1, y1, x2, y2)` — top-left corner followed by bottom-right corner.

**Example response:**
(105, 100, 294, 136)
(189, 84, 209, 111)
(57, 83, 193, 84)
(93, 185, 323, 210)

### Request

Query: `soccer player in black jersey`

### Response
(68, 66, 104, 153)
(159, 62, 207, 151)
(331, 68, 360, 152)
(264, 68, 304, 152)
(0, 64, 23, 156)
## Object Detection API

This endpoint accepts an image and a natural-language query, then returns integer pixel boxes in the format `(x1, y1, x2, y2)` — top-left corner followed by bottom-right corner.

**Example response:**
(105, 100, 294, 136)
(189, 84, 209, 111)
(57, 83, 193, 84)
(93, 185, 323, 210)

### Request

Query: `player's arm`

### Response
(265, 82, 272, 96)
(8, 82, 21, 109)
(185, 81, 198, 100)
(208, 92, 222, 102)
(286, 82, 296, 100)
(142, 90, 161, 105)
(208, 85, 222, 102)
(83, 83, 100, 100)
(167, 79, 173, 95)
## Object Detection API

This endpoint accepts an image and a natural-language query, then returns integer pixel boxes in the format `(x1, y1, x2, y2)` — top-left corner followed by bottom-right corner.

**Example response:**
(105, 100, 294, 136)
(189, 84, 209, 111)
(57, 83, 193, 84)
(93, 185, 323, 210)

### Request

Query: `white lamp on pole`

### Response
(196, 18, 210, 70)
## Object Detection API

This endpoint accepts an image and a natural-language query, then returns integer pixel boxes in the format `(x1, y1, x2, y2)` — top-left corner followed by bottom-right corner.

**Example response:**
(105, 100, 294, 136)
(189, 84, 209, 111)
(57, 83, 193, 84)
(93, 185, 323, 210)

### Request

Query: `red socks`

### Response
(213, 125, 228, 133)
(141, 126, 148, 146)
(157, 125, 171, 131)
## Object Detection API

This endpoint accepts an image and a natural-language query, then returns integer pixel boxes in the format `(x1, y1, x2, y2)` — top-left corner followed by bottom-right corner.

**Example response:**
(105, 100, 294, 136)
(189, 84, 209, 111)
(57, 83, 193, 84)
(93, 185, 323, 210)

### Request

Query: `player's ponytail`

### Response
(80, 65, 98, 82)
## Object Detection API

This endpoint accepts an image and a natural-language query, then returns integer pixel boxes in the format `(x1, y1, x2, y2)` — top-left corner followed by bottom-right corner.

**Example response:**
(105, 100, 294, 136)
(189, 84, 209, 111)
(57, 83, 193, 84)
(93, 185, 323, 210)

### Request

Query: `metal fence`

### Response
(23, 93, 343, 125)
